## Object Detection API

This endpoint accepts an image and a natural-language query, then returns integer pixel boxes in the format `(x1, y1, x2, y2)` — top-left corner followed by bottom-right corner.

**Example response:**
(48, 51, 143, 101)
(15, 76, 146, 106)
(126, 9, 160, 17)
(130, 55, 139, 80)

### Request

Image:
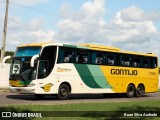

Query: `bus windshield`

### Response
(15, 47, 41, 57)
(9, 57, 38, 81)
(9, 47, 41, 86)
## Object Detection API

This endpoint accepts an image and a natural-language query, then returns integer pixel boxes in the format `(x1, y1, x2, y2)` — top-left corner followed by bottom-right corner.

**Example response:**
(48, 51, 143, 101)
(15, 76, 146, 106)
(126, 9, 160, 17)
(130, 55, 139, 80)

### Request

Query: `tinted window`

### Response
(91, 51, 105, 65)
(58, 47, 74, 63)
(130, 56, 142, 68)
(107, 54, 115, 66)
(38, 46, 57, 79)
(150, 57, 157, 68)
(143, 57, 149, 68)
(75, 49, 90, 64)
(121, 55, 131, 67)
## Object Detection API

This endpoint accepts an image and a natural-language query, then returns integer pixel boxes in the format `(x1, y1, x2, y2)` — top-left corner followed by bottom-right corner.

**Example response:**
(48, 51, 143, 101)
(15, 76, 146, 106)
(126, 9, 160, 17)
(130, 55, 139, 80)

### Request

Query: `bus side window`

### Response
(58, 47, 74, 63)
(78, 55, 88, 63)
(132, 62, 137, 67)
(131, 57, 141, 68)
(150, 57, 157, 68)
(64, 56, 70, 62)
(64, 52, 73, 63)
(121, 56, 130, 67)
(154, 58, 158, 68)
(91, 52, 105, 65)
(107, 55, 115, 66)
(95, 58, 103, 64)
(108, 59, 114, 65)
(143, 58, 149, 68)
(75, 49, 89, 64)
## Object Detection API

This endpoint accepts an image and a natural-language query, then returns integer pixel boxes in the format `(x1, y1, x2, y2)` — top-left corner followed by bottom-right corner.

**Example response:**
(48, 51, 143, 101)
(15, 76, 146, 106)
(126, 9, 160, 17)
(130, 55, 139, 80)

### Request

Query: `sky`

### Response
(0, 0, 160, 59)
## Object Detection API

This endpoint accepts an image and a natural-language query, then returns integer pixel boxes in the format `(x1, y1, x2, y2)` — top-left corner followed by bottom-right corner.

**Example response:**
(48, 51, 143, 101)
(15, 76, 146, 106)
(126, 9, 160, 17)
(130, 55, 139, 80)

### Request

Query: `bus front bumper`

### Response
(9, 86, 36, 94)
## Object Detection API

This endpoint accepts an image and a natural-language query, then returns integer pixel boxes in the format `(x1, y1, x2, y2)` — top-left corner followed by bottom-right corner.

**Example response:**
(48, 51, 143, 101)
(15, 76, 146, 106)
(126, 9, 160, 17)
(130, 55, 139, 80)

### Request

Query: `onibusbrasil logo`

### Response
(1, 112, 42, 118)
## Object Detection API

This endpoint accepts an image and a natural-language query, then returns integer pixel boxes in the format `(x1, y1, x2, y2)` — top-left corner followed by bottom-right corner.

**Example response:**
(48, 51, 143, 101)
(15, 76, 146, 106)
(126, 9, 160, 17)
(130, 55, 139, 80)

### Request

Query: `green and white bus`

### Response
(3, 42, 159, 99)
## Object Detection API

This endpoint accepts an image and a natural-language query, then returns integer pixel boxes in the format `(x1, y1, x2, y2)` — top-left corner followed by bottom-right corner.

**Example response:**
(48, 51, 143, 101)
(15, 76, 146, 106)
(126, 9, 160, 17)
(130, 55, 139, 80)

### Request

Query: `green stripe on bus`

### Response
(20, 80, 32, 85)
(87, 65, 112, 88)
(63, 44, 78, 48)
(74, 64, 101, 88)
(63, 44, 89, 49)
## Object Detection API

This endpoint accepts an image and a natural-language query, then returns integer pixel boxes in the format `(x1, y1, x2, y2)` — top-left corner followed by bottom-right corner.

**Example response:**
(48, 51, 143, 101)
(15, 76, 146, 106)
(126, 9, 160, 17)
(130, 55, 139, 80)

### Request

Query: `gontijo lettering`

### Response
(111, 69, 138, 76)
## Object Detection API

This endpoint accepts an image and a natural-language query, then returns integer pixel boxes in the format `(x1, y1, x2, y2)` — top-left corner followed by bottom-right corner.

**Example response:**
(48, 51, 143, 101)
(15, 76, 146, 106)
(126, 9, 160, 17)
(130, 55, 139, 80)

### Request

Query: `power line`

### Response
(1, 0, 160, 41)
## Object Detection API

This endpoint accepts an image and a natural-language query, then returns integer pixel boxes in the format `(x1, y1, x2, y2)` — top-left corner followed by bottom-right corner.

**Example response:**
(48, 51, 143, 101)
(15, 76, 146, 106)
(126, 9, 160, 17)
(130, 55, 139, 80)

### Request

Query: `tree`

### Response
(5, 51, 14, 56)
(5, 51, 14, 63)
(0, 50, 14, 63)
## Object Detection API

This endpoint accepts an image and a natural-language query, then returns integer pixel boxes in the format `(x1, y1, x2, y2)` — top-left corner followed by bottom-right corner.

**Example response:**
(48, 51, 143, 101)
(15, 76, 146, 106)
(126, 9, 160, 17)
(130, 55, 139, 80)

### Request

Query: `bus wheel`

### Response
(34, 94, 45, 99)
(57, 84, 69, 100)
(126, 84, 135, 98)
(135, 84, 144, 97)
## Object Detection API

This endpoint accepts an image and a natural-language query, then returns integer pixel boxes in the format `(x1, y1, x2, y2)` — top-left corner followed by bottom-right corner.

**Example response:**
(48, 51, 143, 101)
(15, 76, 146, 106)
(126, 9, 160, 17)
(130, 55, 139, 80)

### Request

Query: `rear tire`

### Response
(126, 84, 135, 98)
(135, 84, 144, 97)
(57, 84, 70, 100)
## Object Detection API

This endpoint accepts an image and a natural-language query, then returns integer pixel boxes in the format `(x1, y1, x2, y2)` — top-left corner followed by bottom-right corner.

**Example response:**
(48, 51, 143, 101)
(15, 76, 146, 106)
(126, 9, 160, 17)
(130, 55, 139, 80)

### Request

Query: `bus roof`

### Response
(78, 44, 157, 57)
(78, 44, 120, 51)
(17, 42, 157, 57)
(18, 42, 53, 47)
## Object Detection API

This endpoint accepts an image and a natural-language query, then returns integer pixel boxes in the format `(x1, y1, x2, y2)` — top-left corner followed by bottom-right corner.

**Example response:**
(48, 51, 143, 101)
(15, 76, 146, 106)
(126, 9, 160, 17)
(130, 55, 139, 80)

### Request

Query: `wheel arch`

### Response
(59, 82, 72, 93)
(127, 83, 136, 91)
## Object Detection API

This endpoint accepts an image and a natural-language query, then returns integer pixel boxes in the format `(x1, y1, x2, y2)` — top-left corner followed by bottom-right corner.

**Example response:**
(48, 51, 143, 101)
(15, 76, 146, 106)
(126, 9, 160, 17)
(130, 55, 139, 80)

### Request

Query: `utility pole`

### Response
(1, 0, 9, 62)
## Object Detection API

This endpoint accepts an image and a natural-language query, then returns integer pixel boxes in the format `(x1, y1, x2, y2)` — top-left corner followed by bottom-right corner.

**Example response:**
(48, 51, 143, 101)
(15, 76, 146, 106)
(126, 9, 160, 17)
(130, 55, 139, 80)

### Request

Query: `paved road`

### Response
(0, 92, 160, 105)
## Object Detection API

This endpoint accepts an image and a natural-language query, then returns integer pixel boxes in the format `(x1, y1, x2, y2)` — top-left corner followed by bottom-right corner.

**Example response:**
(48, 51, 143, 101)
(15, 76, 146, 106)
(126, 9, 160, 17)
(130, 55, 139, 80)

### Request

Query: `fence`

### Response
(0, 63, 10, 88)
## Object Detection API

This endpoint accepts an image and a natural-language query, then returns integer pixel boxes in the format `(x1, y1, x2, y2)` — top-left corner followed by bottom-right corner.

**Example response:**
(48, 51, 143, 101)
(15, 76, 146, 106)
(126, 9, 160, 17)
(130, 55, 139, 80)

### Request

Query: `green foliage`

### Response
(4, 51, 14, 63)
(5, 51, 14, 56)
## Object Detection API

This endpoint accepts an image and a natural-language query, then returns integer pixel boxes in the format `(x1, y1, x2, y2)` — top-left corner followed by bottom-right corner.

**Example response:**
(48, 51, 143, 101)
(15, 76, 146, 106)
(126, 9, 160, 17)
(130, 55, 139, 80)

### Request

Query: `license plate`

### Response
(17, 89, 21, 92)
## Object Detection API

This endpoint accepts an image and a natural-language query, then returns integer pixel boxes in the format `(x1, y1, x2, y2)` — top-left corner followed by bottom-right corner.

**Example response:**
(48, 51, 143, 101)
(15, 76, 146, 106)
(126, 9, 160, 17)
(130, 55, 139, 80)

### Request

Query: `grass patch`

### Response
(0, 100, 160, 120)
(1, 100, 160, 111)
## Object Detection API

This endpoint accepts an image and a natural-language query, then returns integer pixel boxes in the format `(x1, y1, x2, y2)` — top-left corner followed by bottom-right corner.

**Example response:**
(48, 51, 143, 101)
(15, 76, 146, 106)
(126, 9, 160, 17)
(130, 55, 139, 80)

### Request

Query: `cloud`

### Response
(55, 0, 160, 57)
(82, 0, 105, 17)
(56, 0, 108, 44)
(27, 17, 44, 31)
(111, 6, 158, 45)
(118, 5, 160, 22)
(119, 5, 145, 22)
(2, 0, 160, 59)
(5, 16, 55, 50)
(8, 16, 23, 31)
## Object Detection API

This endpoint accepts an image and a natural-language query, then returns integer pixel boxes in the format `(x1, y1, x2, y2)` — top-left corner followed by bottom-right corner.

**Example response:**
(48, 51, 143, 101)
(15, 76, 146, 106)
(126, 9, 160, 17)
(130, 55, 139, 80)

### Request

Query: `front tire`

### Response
(57, 84, 70, 100)
(126, 84, 135, 98)
(135, 84, 144, 97)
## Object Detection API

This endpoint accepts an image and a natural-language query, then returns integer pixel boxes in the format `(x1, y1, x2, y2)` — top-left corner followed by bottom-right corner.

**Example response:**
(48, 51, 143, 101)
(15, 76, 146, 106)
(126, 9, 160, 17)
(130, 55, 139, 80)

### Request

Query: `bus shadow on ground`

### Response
(6, 93, 152, 101)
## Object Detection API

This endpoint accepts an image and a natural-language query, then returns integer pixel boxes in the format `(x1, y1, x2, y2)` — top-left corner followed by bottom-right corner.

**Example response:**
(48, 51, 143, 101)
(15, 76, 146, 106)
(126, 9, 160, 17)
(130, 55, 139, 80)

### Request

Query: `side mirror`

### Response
(30, 54, 39, 67)
(2, 56, 11, 68)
